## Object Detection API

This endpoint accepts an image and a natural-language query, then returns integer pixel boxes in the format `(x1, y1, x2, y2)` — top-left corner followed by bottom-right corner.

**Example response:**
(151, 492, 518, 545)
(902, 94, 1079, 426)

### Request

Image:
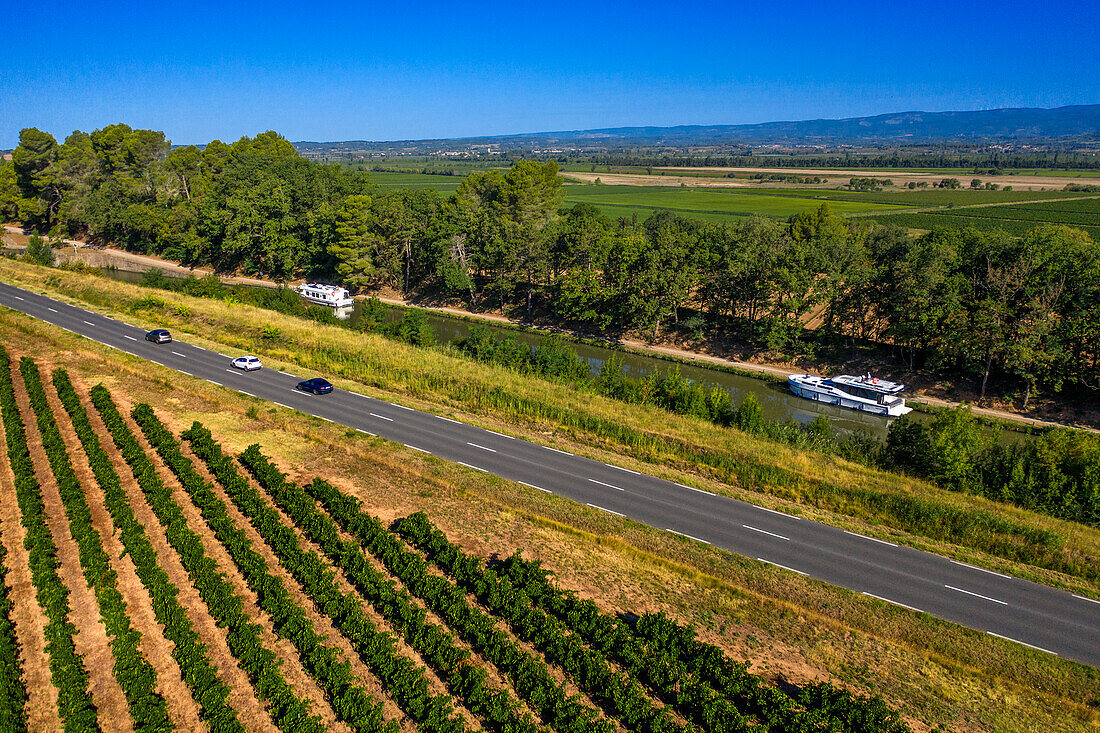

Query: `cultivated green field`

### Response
(367, 171, 1100, 233)
(368, 171, 466, 192)
(561, 185, 910, 221)
(869, 196, 1100, 238)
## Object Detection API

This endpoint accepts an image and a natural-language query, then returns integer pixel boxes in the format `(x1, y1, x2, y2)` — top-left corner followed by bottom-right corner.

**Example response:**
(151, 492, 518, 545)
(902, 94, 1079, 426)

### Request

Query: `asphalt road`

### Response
(1, 279, 1097, 667)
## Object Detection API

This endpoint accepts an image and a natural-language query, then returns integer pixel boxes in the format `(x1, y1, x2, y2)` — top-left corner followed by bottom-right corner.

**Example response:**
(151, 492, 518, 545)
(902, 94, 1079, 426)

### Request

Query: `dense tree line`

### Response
(4, 124, 1099, 402)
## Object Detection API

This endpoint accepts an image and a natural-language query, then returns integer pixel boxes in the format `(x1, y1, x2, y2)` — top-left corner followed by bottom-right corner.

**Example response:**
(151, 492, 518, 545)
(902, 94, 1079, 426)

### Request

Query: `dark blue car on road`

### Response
(297, 377, 333, 395)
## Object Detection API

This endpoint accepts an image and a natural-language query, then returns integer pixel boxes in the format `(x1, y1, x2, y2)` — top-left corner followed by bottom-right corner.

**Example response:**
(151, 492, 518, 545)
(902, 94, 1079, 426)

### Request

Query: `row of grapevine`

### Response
(90, 386, 329, 733)
(19, 358, 172, 732)
(131, 405, 398, 733)
(0, 347, 97, 731)
(181, 421, 466, 733)
(495, 553, 786, 728)
(299, 473, 618, 733)
(629, 614, 909, 733)
(454, 527, 911, 733)
(236, 441, 548, 733)
(0, 349, 27, 733)
(55, 373, 244, 732)
(489, 546, 748, 733)
(394, 512, 697, 733)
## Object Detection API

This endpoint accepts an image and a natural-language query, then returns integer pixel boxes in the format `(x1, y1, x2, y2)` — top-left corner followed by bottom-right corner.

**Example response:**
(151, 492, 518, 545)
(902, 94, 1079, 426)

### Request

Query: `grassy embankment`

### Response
(0, 271, 1097, 733)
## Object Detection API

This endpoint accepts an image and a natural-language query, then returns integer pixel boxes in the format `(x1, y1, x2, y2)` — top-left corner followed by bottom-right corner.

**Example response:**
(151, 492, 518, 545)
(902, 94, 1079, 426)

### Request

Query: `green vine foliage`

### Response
(132, 406, 396, 733)
(237, 441, 547, 733)
(57, 373, 244, 732)
(0, 349, 28, 733)
(20, 358, 172, 732)
(92, 387, 326, 733)
(184, 422, 465, 733)
(0, 348, 98, 732)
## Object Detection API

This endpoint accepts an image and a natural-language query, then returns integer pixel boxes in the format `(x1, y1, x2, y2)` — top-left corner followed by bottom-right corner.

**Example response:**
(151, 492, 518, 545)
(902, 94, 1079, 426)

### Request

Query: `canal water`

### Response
(103, 267, 932, 439)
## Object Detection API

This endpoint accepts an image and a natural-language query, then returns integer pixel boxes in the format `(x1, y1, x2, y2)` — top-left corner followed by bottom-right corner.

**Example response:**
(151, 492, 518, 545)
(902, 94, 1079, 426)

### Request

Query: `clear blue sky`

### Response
(2, 0, 1097, 148)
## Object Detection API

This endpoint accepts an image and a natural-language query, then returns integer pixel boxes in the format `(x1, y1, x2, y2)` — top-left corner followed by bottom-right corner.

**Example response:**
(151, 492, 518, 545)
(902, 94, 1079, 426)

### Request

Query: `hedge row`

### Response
(91, 387, 326, 733)
(0, 347, 97, 732)
(131, 405, 396, 733)
(183, 422, 465, 733)
(57, 374, 244, 732)
(301, 475, 617, 733)
(237, 442, 547, 733)
(19, 358, 172, 732)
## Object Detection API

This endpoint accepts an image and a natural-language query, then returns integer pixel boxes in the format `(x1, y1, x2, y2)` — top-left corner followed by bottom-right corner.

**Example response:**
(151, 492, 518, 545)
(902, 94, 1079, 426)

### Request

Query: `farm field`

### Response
(368, 171, 1098, 229)
(0, 274, 1096, 732)
(560, 185, 909, 221)
(869, 196, 1100, 238)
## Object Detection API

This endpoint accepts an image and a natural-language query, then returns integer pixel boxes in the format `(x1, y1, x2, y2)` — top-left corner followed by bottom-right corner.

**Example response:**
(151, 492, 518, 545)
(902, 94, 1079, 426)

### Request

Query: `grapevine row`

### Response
(629, 613, 909, 733)
(489, 549, 749, 733)
(0, 347, 98, 731)
(90, 386, 329, 733)
(181, 421, 466, 733)
(492, 538, 910, 733)
(236, 441, 547, 733)
(0, 349, 27, 732)
(19, 358, 172, 732)
(299, 473, 618, 733)
(56, 373, 244, 732)
(394, 512, 697, 733)
(131, 405, 398, 733)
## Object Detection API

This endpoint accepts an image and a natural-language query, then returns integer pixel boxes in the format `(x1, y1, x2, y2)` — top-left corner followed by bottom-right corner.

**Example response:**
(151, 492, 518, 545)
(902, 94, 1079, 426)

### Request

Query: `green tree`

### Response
(11, 128, 61, 227)
(329, 194, 375, 287)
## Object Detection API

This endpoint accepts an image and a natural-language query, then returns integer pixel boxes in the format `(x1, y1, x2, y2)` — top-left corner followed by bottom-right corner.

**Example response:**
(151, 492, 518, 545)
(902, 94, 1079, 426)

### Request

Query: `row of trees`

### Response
(4, 124, 1099, 401)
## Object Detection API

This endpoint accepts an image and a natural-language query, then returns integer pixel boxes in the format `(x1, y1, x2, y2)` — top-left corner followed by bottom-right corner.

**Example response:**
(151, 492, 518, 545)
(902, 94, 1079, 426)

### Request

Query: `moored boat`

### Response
(296, 283, 354, 308)
(787, 373, 912, 416)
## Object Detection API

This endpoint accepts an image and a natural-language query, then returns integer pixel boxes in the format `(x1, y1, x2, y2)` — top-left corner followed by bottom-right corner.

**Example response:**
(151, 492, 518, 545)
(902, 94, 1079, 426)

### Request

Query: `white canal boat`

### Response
(296, 283, 354, 308)
(787, 373, 912, 417)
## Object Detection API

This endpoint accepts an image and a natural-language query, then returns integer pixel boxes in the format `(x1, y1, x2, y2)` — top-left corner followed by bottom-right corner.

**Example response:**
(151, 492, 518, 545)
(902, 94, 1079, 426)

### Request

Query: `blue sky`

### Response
(2, 0, 1097, 148)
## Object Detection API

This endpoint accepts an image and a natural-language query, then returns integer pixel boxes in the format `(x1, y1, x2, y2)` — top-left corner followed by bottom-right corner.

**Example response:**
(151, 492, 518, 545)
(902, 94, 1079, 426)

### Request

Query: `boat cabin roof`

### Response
(298, 283, 347, 293)
(830, 374, 906, 394)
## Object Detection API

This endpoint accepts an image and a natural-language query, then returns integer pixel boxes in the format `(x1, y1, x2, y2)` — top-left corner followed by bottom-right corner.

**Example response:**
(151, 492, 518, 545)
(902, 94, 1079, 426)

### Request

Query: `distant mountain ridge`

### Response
(294, 104, 1100, 152)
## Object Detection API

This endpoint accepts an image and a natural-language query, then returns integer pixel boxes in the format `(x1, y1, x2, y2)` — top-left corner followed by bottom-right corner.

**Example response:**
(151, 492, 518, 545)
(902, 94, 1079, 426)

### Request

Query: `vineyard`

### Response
(0, 342, 921, 733)
(871, 196, 1100, 238)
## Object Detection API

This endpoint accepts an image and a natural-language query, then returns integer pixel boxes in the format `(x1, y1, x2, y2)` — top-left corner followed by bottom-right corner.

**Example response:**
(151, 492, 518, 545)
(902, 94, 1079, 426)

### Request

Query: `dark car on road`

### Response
(297, 377, 334, 395)
(145, 329, 172, 344)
